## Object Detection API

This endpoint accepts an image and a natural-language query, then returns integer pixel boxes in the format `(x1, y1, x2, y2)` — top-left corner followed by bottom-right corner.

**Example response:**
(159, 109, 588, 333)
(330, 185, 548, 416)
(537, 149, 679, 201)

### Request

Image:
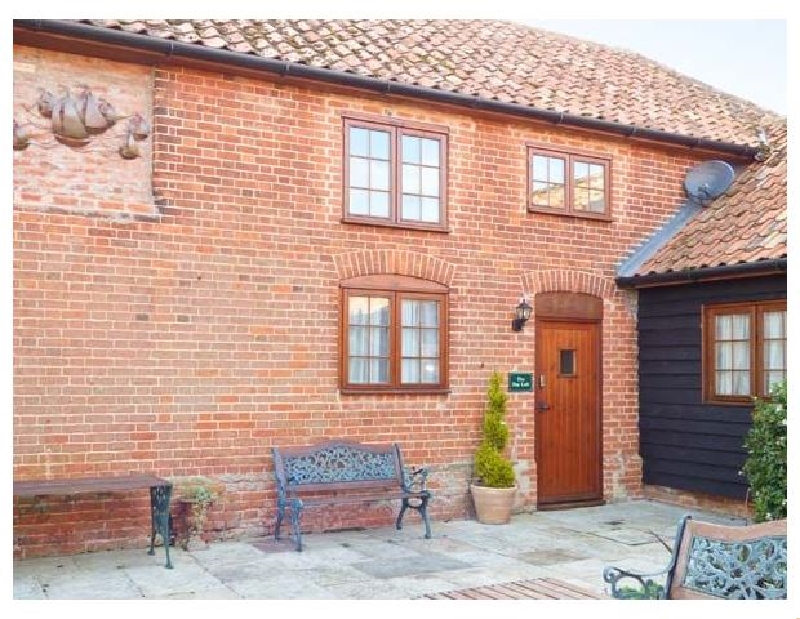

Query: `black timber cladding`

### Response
(637, 274, 786, 499)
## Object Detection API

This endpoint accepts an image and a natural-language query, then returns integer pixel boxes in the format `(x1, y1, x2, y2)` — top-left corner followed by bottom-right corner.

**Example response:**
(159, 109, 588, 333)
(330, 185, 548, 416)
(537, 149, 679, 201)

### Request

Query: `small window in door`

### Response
(559, 349, 576, 377)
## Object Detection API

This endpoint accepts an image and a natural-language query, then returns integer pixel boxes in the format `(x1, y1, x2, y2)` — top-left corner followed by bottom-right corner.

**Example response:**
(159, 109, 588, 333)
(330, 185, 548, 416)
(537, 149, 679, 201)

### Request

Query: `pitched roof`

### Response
(635, 119, 787, 276)
(77, 19, 782, 148)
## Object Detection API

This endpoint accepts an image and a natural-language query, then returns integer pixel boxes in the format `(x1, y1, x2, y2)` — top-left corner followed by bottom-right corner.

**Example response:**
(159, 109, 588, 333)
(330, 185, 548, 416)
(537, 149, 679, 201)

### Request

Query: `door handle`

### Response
(535, 401, 551, 412)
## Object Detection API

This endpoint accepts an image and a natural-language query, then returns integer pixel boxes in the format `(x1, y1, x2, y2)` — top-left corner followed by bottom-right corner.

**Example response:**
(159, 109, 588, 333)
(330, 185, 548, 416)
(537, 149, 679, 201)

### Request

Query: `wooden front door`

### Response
(535, 319, 602, 506)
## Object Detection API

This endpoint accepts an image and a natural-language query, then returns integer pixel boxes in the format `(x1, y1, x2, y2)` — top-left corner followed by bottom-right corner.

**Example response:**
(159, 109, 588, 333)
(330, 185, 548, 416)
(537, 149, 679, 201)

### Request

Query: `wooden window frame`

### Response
(343, 114, 449, 232)
(702, 300, 787, 405)
(527, 145, 612, 221)
(340, 275, 450, 395)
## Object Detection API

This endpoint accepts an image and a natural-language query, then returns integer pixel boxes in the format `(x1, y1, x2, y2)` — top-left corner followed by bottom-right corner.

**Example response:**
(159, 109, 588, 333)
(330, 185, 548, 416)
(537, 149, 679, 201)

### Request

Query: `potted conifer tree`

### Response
(470, 371, 517, 524)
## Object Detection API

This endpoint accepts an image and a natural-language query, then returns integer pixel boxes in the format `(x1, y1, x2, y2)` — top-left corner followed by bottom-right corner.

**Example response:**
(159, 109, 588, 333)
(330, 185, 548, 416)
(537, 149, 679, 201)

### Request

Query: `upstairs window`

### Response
(344, 116, 448, 231)
(528, 146, 610, 219)
(703, 300, 786, 403)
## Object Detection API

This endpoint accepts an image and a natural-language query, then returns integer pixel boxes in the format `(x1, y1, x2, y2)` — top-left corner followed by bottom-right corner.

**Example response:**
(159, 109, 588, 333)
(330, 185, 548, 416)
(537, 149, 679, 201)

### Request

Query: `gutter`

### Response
(14, 19, 760, 160)
(616, 258, 787, 288)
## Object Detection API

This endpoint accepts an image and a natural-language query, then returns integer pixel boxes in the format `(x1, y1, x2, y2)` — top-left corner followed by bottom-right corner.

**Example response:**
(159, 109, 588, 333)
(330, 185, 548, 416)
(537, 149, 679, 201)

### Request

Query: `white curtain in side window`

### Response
(764, 310, 786, 392)
(715, 314, 751, 396)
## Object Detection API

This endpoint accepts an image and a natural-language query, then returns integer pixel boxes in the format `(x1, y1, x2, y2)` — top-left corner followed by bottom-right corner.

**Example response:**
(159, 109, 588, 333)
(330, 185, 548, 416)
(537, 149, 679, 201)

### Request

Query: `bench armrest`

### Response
(403, 467, 429, 493)
(602, 566, 668, 600)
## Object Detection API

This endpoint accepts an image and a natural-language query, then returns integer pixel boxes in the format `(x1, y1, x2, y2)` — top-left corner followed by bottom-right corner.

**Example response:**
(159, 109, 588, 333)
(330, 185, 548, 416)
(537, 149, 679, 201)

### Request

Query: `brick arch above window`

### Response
(521, 269, 616, 301)
(334, 249, 456, 287)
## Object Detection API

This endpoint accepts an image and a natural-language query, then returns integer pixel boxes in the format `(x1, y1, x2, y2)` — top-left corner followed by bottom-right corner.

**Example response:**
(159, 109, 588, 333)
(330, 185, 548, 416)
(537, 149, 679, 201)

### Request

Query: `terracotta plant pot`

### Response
(470, 483, 516, 524)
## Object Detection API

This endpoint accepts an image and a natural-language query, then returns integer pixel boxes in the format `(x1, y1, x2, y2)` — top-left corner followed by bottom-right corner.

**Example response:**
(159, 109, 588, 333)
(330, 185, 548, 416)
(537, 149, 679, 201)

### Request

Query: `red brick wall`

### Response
(14, 44, 713, 558)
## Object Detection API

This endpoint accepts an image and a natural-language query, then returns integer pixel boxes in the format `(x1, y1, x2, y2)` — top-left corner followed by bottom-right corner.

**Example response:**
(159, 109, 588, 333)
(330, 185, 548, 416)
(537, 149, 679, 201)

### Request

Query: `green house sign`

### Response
(508, 372, 533, 392)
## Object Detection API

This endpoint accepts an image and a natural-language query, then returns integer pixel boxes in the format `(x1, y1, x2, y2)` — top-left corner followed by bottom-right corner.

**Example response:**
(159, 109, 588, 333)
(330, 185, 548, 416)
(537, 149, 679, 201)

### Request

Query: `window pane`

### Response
(531, 181, 549, 205)
(574, 161, 589, 185)
(764, 340, 785, 370)
(349, 127, 369, 157)
(548, 185, 565, 208)
(349, 189, 369, 215)
(550, 158, 565, 183)
(348, 297, 369, 324)
(716, 315, 732, 340)
(349, 326, 368, 355)
(716, 371, 733, 395)
(420, 301, 439, 326)
(402, 194, 421, 220)
(560, 349, 575, 375)
(588, 189, 605, 212)
(370, 359, 389, 383)
(589, 164, 605, 189)
(766, 370, 786, 392)
(403, 164, 420, 194)
(369, 297, 390, 326)
(349, 157, 369, 188)
(420, 198, 440, 223)
(370, 130, 390, 160)
(733, 371, 750, 396)
(716, 342, 732, 369)
(421, 168, 440, 197)
(402, 300, 420, 326)
(402, 358, 420, 383)
(421, 138, 440, 166)
(763, 311, 785, 338)
(732, 342, 750, 369)
(370, 160, 390, 191)
(421, 329, 439, 356)
(532, 156, 549, 182)
(402, 136, 420, 164)
(421, 359, 439, 383)
(731, 315, 749, 339)
(573, 187, 589, 210)
(370, 327, 389, 356)
(402, 327, 419, 356)
(370, 191, 389, 217)
(349, 358, 368, 383)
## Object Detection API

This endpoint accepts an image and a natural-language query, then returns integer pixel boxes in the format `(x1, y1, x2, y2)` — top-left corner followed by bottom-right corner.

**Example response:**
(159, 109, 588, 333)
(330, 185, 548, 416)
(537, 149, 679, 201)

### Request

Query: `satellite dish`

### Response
(684, 160, 735, 204)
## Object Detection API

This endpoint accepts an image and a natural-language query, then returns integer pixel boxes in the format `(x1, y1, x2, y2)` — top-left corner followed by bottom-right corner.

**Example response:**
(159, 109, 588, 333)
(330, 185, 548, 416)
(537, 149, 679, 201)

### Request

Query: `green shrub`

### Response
(474, 371, 515, 488)
(742, 381, 787, 523)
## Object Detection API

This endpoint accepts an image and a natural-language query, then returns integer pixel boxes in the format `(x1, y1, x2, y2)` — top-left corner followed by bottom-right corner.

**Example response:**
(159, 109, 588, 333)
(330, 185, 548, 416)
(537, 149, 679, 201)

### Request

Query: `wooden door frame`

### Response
(534, 314, 604, 507)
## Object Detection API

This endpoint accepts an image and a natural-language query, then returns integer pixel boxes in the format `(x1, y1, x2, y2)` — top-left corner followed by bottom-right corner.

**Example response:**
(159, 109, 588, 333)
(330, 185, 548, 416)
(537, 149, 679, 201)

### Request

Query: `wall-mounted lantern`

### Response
(511, 295, 532, 332)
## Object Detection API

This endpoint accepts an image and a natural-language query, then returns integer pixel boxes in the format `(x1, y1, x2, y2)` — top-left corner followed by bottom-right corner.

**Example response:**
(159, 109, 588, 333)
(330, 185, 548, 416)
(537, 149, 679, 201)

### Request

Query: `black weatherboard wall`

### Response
(637, 274, 786, 499)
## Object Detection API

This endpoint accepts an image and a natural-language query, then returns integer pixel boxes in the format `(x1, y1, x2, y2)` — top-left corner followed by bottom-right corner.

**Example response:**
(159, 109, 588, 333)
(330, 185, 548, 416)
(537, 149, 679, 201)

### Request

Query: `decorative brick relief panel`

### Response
(13, 45, 156, 218)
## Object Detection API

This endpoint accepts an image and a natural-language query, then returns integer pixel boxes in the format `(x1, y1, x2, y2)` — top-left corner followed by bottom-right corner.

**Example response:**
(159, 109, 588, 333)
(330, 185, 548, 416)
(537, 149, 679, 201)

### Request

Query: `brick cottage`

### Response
(13, 20, 786, 558)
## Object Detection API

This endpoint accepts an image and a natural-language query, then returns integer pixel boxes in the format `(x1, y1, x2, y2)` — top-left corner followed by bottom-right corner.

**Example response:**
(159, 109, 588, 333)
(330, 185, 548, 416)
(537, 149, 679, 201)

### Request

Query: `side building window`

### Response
(343, 115, 448, 231)
(528, 146, 611, 219)
(703, 300, 786, 403)
(340, 275, 449, 393)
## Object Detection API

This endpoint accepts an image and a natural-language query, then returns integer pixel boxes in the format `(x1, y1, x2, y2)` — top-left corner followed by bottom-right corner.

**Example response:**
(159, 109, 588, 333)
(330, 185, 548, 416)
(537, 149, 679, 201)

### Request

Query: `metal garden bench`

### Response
(13, 474, 174, 568)
(272, 440, 432, 551)
(603, 514, 787, 599)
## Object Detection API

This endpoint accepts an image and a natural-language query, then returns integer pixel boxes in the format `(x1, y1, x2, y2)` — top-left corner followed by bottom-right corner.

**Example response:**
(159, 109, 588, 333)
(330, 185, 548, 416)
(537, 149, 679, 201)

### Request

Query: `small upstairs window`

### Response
(528, 146, 611, 219)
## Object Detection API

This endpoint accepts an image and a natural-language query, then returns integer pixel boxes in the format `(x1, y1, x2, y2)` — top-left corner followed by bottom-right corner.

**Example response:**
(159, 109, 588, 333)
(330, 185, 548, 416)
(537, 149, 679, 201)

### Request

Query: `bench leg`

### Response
(396, 498, 409, 531)
(275, 499, 285, 541)
(418, 495, 432, 539)
(149, 485, 174, 569)
(290, 498, 304, 552)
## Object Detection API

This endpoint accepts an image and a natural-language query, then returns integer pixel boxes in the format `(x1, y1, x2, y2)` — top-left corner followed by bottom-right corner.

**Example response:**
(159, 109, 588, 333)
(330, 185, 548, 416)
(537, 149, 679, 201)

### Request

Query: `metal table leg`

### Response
(149, 484, 173, 569)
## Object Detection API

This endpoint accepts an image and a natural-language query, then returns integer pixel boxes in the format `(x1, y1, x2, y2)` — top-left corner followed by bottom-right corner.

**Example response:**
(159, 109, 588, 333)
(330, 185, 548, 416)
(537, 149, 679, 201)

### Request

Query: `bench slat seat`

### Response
(603, 514, 787, 600)
(13, 474, 174, 569)
(272, 441, 432, 551)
